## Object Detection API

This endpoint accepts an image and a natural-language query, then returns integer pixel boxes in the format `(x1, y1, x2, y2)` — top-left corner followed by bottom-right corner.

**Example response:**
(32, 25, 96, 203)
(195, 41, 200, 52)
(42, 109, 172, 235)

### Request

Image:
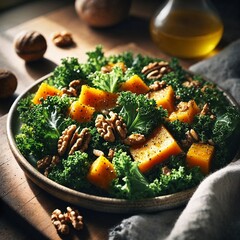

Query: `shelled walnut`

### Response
(61, 79, 83, 97)
(52, 31, 74, 48)
(58, 125, 91, 156)
(37, 155, 60, 176)
(95, 111, 127, 142)
(141, 61, 172, 80)
(14, 30, 47, 62)
(51, 207, 83, 235)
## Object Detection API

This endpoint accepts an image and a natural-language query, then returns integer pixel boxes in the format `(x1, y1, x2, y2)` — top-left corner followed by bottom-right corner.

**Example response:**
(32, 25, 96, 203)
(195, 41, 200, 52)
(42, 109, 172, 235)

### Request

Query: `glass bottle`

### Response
(150, 0, 223, 58)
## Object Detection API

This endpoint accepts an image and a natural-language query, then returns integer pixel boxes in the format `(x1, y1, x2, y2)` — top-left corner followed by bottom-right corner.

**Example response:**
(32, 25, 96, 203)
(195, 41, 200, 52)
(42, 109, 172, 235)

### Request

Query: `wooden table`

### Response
(0, 1, 201, 239)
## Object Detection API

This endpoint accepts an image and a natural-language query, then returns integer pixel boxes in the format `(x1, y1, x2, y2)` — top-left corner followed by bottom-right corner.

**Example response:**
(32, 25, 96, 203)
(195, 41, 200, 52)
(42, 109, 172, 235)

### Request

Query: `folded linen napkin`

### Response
(109, 39, 240, 240)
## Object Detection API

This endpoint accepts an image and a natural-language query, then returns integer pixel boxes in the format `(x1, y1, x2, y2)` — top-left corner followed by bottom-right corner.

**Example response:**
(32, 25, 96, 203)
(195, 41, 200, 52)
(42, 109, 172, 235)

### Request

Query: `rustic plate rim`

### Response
(6, 73, 239, 213)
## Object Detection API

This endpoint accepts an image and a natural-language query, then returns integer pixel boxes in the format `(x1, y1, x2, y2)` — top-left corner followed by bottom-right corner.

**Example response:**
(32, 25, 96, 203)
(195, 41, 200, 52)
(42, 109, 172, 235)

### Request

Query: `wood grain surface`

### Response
(0, 3, 199, 239)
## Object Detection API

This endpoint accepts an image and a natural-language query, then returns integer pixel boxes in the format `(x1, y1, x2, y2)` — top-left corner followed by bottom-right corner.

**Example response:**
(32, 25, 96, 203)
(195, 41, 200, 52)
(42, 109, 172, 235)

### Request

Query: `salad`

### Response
(16, 46, 240, 200)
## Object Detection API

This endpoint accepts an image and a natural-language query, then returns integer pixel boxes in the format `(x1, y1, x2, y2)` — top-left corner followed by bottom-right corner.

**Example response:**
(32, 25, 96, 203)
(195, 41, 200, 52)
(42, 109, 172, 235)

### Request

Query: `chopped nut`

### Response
(149, 80, 166, 91)
(141, 61, 172, 80)
(51, 207, 83, 235)
(185, 129, 199, 145)
(51, 209, 70, 235)
(65, 206, 83, 230)
(123, 133, 146, 146)
(37, 155, 60, 176)
(52, 31, 74, 48)
(58, 125, 91, 156)
(95, 111, 127, 142)
(93, 149, 104, 157)
(177, 102, 189, 112)
(189, 129, 199, 141)
(208, 139, 215, 145)
(62, 80, 83, 97)
(162, 166, 171, 175)
(200, 103, 210, 115)
(108, 148, 115, 160)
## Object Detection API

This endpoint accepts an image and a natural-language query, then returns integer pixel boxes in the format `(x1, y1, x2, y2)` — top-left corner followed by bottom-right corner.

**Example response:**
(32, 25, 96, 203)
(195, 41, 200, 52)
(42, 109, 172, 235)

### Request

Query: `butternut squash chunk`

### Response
(79, 85, 118, 111)
(148, 85, 175, 113)
(169, 100, 200, 123)
(87, 156, 117, 191)
(32, 82, 62, 104)
(186, 143, 214, 175)
(120, 75, 150, 94)
(69, 101, 95, 123)
(130, 125, 182, 173)
(104, 62, 127, 72)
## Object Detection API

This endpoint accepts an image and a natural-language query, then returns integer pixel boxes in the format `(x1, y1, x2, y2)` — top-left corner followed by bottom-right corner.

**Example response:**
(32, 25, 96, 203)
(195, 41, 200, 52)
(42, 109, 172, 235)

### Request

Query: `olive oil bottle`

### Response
(150, 0, 223, 58)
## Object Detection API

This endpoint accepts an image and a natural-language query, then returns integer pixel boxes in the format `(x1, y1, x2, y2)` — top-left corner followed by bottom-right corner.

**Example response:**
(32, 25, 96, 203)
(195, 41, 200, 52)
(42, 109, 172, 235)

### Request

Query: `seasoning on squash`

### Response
(68, 101, 95, 123)
(32, 82, 62, 104)
(87, 155, 117, 191)
(78, 85, 118, 111)
(169, 100, 200, 123)
(186, 143, 215, 175)
(120, 74, 150, 94)
(148, 85, 175, 114)
(130, 125, 182, 173)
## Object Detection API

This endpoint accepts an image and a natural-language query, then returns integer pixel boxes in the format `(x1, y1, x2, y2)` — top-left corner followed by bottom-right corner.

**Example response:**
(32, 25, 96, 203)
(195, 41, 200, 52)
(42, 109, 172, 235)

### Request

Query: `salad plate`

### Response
(7, 48, 240, 213)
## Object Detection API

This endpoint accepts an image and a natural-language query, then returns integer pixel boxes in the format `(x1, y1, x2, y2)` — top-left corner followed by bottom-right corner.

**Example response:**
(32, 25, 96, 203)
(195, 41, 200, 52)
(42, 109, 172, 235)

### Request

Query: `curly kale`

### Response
(88, 66, 125, 93)
(117, 91, 167, 135)
(16, 95, 75, 160)
(111, 150, 154, 199)
(107, 51, 134, 68)
(165, 120, 190, 143)
(149, 166, 203, 195)
(192, 115, 215, 142)
(48, 151, 91, 191)
(47, 57, 85, 89)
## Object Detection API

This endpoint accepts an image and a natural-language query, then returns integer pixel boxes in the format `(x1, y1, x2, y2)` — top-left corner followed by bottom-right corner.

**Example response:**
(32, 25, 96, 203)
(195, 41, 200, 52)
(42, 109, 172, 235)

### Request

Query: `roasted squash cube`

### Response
(79, 85, 118, 111)
(104, 62, 127, 72)
(148, 85, 175, 113)
(69, 101, 95, 123)
(169, 100, 200, 123)
(130, 125, 182, 173)
(120, 75, 150, 94)
(87, 156, 117, 191)
(186, 143, 215, 174)
(32, 82, 62, 104)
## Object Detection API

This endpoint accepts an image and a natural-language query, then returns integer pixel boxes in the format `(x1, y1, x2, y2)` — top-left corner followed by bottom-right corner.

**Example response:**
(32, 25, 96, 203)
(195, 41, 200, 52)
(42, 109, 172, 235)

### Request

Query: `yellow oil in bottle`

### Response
(150, 10, 223, 58)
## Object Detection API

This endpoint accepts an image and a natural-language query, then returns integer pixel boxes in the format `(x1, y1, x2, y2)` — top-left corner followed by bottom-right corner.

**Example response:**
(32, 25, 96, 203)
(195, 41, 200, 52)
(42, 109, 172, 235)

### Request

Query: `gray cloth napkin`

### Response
(109, 39, 240, 240)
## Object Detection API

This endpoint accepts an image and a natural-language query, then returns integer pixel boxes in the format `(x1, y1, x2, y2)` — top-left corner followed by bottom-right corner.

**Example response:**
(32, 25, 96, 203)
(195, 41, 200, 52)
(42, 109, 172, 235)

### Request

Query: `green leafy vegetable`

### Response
(89, 66, 124, 93)
(117, 91, 167, 135)
(48, 151, 91, 191)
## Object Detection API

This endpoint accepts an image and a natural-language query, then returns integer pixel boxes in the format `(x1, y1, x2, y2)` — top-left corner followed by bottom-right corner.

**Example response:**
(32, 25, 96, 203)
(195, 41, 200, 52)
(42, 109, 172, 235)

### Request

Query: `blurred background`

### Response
(0, 0, 239, 44)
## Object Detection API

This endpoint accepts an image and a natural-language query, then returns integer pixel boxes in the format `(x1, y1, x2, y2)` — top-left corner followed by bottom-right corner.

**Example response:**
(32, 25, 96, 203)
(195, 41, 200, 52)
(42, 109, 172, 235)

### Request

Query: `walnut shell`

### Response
(14, 30, 47, 62)
(0, 69, 17, 98)
(75, 0, 132, 28)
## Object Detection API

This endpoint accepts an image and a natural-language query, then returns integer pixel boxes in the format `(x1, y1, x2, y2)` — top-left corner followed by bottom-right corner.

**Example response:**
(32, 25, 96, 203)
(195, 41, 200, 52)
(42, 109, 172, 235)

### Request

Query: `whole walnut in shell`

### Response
(0, 69, 17, 98)
(14, 30, 47, 62)
(75, 0, 132, 27)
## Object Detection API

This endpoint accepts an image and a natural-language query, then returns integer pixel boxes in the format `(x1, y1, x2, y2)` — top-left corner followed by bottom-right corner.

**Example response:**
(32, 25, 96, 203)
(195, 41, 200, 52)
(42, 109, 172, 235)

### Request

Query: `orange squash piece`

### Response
(120, 75, 150, 94)
(148, 85, 175, 113)
(68, 101, 95, 123)
(105, 62, 127, 72)
(32, 82, 62, 104)
(79, 85, 118, 111)
(186, 143, 215, 175)
(169, 100, 200, 123)
(130, 125, 182, 173)
(87, 156, 117, 191)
